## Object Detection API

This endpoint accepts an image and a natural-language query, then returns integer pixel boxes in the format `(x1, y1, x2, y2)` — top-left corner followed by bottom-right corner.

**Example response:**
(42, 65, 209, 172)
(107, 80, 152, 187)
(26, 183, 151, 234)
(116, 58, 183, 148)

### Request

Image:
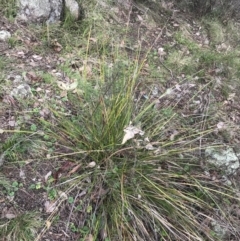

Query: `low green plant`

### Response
(6, 181, 23, 197)
(0, 175, 11, 193)
(47, 188, 58, 200)
(68, 196, 74, 204)
(203, 19, 225, 44)
(7, 35, 20, 48)
(0, 56, 9, 73)
(174, 31, 200, 52)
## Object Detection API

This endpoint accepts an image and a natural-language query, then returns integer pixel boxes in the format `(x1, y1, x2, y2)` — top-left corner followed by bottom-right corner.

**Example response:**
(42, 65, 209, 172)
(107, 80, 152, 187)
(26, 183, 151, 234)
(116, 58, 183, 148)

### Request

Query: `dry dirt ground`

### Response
(1, 2, 240, 241)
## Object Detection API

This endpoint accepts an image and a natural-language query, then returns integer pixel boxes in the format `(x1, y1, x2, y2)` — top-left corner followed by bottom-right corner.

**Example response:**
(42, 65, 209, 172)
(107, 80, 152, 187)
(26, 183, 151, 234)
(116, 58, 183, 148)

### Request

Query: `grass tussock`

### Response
(34, 47, 238, 240)
(0, 212, 41, 241)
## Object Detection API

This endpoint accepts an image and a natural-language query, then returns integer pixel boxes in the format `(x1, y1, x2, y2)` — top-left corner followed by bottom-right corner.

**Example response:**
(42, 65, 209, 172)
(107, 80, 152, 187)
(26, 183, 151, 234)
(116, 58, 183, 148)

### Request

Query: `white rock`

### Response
(65, 0, 80, 20)
(0, 30, 11, 41)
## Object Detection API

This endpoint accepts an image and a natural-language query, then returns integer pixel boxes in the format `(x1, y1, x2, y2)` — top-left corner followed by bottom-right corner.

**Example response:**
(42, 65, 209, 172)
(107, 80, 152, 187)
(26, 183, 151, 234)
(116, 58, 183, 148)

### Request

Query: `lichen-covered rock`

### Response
(0, 30, 11, 41)
(205, 147, 240, 175)
(211, 220, 229, 239)
(17, 0, 63, 23)
(16, 0, 81, 24)
(10, 84, 32, 99)
(7, 74, 32, 99)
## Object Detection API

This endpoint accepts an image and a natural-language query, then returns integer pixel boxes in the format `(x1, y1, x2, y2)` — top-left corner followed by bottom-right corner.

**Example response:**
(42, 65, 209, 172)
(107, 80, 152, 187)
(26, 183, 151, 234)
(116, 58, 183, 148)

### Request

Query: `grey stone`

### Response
(10, 84, 32, 99)
(65, 0, 80, 20)
(205, 147, 240, 175)
(211, 220, 228, 239)
(17, 0, 63, 23)
(16, 0, 81, 24)
(0, 30, 11, 41)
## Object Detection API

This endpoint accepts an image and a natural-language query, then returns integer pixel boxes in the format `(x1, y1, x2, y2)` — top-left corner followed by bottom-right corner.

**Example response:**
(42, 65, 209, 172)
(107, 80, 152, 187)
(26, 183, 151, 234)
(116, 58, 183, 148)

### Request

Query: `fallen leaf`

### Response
(6, 213, 16, 219)
(53, 161, 75, 183)
(26, 71, 42, 82)
(217, 122, 225, 129)
(137, 15, 143, 21)
(122, 130, 135, 144)
(78, 190, 87, 197)
(60, 90, 68, 97)
(44, 171, 52, 182)
(2, 207, 17, 219)
(145, 143, 155, 150)
(89, 37, 97, 42)
(46, 220, 52, 229)
(158, 47, 166, 56)
(32, 55, 43, 61)
(58, 191, 68, 200)
(17, 51, 25, 57)
(86, 161, 96, 168)
(19, 169, 26, 179)
(36, 87, 42, 91)
(84, 234, 94, 241)
(39, 108, 50, 118)
(122, 124, 144, 144)
(175, 84, 182, 91)
(57, 80, 78, 91)
(78, 65, 92, 76)
(52, 39, 63, 52)
(44, 201, 57, 213)
(120, 40, 125, 48)
(67, 164, 81, 176)
(170, 130, 179, 141)
(144, 137, 150, 142)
